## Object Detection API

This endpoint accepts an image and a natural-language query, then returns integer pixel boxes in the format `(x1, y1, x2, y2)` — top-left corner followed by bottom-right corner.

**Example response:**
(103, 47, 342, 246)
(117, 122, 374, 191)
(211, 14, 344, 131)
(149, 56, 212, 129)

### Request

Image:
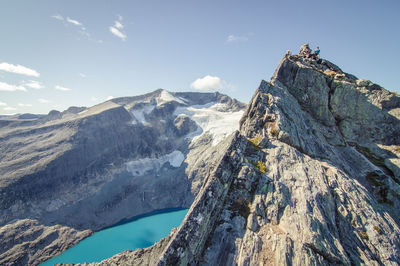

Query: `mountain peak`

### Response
(102, 54, 400, 265)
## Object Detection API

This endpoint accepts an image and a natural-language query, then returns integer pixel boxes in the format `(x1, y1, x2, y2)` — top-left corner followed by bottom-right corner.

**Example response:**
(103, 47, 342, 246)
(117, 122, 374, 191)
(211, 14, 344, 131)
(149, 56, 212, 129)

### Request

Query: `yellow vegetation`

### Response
(255, 161, 266, 174)
(270, 127, 279, 137)
(373, 225, 382, 234)
(359, 231, 369, 240)
(248, 135, 263, 147)
(324, 69, 336, 77)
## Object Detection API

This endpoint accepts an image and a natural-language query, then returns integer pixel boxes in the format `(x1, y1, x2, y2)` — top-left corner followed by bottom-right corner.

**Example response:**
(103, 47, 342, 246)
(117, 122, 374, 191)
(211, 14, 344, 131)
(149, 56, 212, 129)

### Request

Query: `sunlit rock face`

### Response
(0, 89, 245, 265)
(95, 55, 400, 265)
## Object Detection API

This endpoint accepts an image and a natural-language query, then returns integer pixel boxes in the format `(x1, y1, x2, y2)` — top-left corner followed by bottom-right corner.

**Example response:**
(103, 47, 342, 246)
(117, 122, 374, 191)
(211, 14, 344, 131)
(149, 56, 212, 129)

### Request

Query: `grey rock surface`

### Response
(94, 55, 400, 265)
(0, 89, 245, 265)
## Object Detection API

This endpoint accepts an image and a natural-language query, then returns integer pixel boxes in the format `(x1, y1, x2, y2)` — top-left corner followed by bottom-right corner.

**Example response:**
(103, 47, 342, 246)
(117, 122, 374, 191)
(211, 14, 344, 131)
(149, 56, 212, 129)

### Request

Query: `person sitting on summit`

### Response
(310, 46, 320, 60)
(315, 46, 320, 56)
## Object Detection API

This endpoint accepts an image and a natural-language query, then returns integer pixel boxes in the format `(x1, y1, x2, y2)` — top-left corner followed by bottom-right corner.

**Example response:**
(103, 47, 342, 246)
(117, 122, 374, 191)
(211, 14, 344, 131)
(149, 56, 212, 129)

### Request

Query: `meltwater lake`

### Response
(41, 208, 188, 265)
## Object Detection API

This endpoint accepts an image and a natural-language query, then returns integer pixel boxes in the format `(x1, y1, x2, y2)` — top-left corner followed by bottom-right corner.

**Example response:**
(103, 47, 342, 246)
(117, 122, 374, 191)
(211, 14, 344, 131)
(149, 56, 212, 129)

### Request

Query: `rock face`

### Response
(96, 55, 400, 265)
(0, 89, 245, 265)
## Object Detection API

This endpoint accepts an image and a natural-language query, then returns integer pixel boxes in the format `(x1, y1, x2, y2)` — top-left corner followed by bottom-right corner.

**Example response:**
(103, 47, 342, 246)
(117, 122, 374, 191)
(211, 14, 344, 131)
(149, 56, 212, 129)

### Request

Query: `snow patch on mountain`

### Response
(157, 90, 187, 106)
(168, 151, 185, 167)
(131, 104, 155, 125)
(174, 102, 244, 146)
(126, 150, 185, 176)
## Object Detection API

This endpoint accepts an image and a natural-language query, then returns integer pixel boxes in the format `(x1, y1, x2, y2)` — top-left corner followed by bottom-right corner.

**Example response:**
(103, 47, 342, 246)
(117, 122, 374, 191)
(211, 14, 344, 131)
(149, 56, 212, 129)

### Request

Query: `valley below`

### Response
(0, 90, 245, 265)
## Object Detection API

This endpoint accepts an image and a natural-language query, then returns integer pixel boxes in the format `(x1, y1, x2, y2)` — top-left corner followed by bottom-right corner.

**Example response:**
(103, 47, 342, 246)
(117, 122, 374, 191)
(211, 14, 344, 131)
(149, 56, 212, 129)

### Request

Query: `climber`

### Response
(310, 46, 320, 60)
(315, 46, 320, 57)
(299, 43, 311, 58)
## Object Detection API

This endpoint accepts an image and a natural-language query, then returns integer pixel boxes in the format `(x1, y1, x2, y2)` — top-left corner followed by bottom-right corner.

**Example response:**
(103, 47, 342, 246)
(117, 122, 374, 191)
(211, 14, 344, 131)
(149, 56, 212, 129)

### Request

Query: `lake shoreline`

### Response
(104, 207, 187, 230)
(40, 208, 189, 265)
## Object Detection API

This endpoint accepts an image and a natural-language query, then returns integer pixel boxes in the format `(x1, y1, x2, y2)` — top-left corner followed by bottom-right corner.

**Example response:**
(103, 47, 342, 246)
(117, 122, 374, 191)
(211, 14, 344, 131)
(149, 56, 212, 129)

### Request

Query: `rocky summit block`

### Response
(0, 89, 245, 266)
(95, 55, 400, 265)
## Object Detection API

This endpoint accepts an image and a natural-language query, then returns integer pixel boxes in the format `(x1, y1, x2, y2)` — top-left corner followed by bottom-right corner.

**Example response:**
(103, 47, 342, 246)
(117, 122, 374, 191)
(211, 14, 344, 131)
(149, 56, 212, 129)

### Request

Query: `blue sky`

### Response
(1, 0, 399, 115)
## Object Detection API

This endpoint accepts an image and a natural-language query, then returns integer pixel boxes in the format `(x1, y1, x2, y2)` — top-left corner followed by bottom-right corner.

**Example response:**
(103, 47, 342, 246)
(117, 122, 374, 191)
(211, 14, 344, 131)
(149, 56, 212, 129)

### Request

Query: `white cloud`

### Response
(109, 15, 126, 40)
(226, 34, 248, 43)
(55, 85, 71, 91)
(52, 14, 64, 21)
(109, 26, 127, 40)
(66, 17, 82, 26)
(79, 73, 86, 78)
(114, 21, 123, 29)
(52, 14, 100, 42)
(25, 80, 44, 89)
(91, 96, 99, 102)
(18, 103, 32, 107)
(106, 96, 114, 100)
(0, 101, 7, 106)
(3, 106, 17, 111)
(0, 62, 40, 77)
(190, 75, 225, 91)
(38, 98, 50, 103)
(0, 81, 27, 92)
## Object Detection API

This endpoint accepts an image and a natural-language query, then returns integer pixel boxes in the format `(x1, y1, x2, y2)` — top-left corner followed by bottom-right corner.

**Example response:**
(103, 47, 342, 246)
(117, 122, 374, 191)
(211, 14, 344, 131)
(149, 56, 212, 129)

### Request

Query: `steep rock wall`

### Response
(98, 55, 400, 265)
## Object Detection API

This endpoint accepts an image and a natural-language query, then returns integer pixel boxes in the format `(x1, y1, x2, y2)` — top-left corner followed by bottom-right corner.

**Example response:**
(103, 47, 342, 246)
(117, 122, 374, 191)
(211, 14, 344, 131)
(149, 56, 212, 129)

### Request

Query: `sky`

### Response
(0, 0, 399, 115)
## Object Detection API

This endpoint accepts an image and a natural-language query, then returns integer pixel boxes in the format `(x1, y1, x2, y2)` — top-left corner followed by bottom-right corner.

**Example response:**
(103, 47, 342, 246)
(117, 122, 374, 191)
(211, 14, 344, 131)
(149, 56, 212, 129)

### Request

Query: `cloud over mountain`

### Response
(190, 75, 224, 91)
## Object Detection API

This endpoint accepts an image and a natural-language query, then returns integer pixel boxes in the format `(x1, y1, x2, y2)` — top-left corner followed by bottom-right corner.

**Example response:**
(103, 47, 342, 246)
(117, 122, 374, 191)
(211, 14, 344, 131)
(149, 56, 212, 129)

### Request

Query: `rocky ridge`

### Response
(0, 89, 245, 265)
(91, 55, 400, 265)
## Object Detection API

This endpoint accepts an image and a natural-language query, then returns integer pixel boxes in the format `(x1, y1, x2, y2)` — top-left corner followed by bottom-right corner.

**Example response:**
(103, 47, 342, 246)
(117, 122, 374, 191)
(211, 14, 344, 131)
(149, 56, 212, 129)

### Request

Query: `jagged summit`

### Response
(96, 55, 400, 265)
(271, 54, 400, 162)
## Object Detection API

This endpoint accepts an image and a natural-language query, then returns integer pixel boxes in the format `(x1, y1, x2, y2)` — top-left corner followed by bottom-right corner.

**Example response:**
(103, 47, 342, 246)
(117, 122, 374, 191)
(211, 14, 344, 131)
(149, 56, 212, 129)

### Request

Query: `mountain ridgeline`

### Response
(89, 55, 400, 265)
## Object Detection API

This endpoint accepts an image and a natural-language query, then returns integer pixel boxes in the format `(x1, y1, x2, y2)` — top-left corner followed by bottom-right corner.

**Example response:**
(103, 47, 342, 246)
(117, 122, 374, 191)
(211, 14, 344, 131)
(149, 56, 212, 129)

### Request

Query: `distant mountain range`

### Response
(0, 89, 245, 265)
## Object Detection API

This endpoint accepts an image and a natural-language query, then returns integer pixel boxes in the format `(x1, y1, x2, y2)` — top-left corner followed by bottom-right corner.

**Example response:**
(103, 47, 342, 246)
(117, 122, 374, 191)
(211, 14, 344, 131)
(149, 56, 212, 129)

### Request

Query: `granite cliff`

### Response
(0, 90, 245, 265)
(91, 55, 400, 265)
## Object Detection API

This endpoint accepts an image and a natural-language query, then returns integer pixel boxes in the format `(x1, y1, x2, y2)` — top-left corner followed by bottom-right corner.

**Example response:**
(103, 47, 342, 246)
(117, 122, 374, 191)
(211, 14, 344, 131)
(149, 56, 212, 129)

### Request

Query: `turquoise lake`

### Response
(41, 208, 188, 265)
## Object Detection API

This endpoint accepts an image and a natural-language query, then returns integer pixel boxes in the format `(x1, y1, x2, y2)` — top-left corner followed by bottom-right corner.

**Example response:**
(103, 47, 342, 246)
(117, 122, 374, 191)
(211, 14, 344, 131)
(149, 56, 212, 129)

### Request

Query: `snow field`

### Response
(174, 103, 244, 146)
(126, 150, 185, 176)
